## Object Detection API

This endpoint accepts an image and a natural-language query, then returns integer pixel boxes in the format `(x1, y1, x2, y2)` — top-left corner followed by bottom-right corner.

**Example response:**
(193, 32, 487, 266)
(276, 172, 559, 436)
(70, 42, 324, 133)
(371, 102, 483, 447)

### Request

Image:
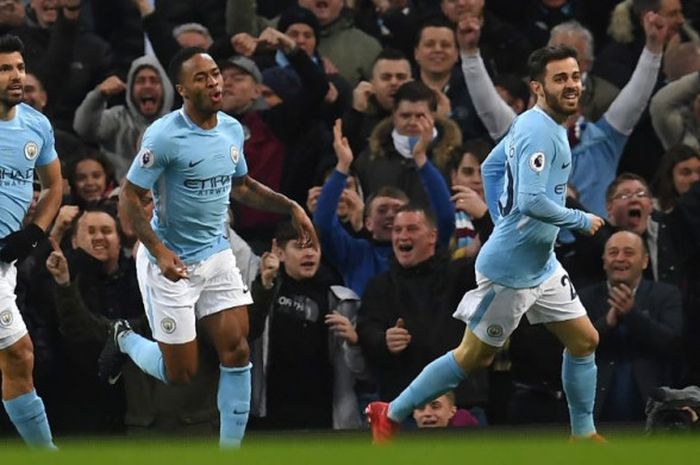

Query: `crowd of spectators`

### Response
(2, 0, 700, 437)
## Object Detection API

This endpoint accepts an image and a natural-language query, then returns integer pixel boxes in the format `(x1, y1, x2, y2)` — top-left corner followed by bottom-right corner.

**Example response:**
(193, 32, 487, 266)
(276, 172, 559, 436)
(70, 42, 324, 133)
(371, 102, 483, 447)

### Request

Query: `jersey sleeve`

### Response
(515, 127, 556, 196)
(36, 116, 58, 166)
(126, 125, 170, 190)
(232, 122, 248, 178)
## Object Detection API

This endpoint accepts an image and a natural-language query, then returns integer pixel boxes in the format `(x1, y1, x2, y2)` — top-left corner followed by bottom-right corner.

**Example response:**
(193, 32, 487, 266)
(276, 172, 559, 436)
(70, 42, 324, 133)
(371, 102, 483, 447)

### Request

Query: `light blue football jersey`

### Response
(0, 103, 57, 244)
(127, 108, 248, 264)
(477, 106, 591, 288)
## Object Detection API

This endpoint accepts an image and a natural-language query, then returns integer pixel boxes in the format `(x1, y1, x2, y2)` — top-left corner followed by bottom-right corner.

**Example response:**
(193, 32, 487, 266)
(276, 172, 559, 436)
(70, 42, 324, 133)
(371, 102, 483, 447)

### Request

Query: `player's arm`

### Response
(119, 180, 187, 281)
(231, 175, 320, 250)
(32, 158, 63, 231)
(0, 159, 63, 263)
(481, 140, 507, 222)
(516, 143, 599, 234)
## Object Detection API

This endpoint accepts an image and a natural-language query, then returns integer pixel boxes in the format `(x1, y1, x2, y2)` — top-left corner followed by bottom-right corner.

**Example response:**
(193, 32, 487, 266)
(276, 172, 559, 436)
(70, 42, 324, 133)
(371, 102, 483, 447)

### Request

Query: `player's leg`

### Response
(545, 315, 600, 438)
(101, 245, 199, 384)
(197, 249, 253, 448)
(202, 307, 250, 448)
(531, 264, 600, 438)
(368, 277, 532, 442)
(0, 335, 56, 449)
(385, 327, 499, 423)
(0, 262, 55, 449)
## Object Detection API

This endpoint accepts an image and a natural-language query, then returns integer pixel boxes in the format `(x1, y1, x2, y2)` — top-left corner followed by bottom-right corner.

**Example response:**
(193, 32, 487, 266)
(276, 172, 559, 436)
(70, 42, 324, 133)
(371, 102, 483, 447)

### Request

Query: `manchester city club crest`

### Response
(230, 145, 239, 164)
(24, 141, 39, 160)
(0, 309, 13, 328)
(160, 317, 176, 334)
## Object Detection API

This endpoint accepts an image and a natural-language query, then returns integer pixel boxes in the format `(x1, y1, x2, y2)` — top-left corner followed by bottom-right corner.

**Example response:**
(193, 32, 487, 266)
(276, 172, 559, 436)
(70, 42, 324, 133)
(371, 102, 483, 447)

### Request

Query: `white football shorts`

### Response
(453, 262, 586, 347)
(136, 246, 253, 344)
(0, 261, 28, 350)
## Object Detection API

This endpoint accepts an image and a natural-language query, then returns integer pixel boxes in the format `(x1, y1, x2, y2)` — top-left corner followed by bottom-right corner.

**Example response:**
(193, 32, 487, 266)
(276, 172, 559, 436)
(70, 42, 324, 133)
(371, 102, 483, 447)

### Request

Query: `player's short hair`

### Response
(0, 34, 24, 54)
(168, 46, 207, 85)
(393, 81, 438, 112)
(396, 203, 438, 229)
(527, 45, 578, 82)
(446, 139, 493, 174)
(605, 172, 651, 204)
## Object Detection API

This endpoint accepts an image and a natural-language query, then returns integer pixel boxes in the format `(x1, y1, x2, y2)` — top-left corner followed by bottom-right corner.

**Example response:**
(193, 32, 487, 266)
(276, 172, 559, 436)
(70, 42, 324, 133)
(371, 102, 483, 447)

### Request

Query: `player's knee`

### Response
(570, 329, 599, 357)
(220, 338, 249, 367)
(166, 365, 197, 385)
(2, 341, 34, 378)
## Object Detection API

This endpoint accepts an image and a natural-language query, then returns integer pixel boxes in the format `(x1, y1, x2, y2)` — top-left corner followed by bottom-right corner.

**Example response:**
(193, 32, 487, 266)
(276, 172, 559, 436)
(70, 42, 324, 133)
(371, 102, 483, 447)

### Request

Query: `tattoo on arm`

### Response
(120, 182, 164, 255)
(232, 176, 296, 214)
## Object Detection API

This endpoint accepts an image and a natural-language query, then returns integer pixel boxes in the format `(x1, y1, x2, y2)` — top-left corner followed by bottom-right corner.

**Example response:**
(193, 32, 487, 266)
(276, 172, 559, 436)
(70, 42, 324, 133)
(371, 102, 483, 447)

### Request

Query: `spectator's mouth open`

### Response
(397, 243, 413, 253)
(139, 96, 158, 113)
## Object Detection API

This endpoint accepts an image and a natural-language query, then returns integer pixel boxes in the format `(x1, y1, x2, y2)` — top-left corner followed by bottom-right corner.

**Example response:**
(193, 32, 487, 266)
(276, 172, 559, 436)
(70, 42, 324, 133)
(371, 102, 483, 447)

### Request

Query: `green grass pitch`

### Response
(1, 429, 699, 465)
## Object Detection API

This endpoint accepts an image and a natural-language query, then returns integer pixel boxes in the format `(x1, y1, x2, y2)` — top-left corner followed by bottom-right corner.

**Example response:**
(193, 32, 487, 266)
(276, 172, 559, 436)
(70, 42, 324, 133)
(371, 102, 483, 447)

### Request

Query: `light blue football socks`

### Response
(388, 352, 466, 422)
(218, 363, 251, 448)
(562, 351, 597, 437)
(118, 331, 169, 383)
(3, 389, 56, 449)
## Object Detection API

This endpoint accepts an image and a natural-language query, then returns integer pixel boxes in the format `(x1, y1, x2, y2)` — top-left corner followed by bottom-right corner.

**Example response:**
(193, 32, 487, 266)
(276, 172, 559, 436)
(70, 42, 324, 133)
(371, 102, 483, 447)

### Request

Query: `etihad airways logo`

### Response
(183, 174, 232, 196)
(0, 167, 34, 186)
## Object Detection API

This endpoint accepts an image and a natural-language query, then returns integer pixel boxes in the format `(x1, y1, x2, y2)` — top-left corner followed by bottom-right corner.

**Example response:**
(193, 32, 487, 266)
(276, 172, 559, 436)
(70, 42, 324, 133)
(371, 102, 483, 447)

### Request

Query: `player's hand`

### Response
(306, 186, 321, 214)
(608, 283, 634, 316)
(333, 119, 354, 173)
(0, 223, 46, 263)
(231, 33, 258, 57)
(325, 311, 358, 345)
(412, 113, 435, 167)
(154, 245, 188, 282)
(290, 203, 320, 251)
(45, 237, 70, 286)
(97, 75, 126, 96)
(584, 214, 605, 236)
(352, 81, 374, 112)
(456, 14, 482, 55)
(451, 185, 487, 218)
(386, 318, 411, 354)
(260, 250, 280, 289)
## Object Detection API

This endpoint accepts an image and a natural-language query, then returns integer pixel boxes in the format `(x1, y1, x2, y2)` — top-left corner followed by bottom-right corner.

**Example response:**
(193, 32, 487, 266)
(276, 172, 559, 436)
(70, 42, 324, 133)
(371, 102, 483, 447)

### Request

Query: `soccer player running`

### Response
(366, 42, 606, 442)
(106, 47, 319, 448)
(0, 35, 62, 449)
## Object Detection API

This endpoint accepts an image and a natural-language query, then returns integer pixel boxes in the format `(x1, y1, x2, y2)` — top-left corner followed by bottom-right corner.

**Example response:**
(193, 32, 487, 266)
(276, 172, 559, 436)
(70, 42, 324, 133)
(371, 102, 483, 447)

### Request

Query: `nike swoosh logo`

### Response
(107, 372, 122, 385)
(233, 409, 249, 415)
(189, 159, 205, 168)
(561, 162, 571, 169)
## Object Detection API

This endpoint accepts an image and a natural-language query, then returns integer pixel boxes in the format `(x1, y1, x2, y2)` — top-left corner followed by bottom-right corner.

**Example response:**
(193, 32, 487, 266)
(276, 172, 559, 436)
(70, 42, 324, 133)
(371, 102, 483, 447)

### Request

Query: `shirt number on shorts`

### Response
(560, 274, 577, 301)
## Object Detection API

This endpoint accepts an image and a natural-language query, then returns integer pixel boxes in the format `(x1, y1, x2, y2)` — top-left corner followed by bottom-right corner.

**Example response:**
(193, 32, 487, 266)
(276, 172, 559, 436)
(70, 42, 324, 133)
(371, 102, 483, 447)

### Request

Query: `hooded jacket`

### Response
(73, 56, 174, 179)
(354, 115, 462, 205)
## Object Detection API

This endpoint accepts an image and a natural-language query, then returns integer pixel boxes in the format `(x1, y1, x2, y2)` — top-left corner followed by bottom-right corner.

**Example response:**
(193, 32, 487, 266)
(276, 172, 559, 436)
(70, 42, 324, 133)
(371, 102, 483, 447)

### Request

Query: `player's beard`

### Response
(0, 87, 23, 109)
(543, 85, 579, 121)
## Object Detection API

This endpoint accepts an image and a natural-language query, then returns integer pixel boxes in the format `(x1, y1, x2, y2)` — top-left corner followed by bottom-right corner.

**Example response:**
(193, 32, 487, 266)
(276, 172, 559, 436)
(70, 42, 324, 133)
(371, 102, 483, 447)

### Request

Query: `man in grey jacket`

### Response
(73, 55, 174, 179)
